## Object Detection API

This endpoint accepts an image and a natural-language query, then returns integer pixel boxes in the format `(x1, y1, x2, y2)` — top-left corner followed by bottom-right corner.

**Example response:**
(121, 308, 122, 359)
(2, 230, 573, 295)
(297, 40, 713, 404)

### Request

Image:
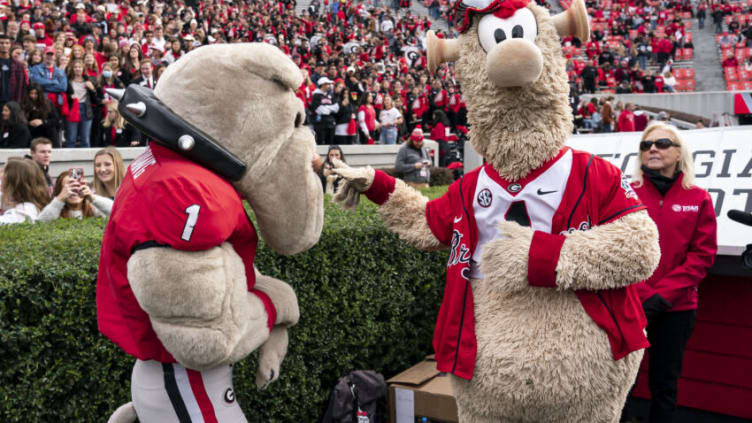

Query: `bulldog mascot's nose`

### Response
(427, 0, 589, 88)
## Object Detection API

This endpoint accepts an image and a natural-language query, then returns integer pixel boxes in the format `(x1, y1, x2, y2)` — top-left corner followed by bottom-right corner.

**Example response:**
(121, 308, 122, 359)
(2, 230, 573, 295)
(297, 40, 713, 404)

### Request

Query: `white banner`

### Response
(466, 127, 752, 256)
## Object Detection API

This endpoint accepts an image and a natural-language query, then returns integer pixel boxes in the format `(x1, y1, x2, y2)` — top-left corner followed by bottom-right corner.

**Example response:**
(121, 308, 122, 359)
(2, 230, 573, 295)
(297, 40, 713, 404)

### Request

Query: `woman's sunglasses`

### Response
(640, 138, 679, 151)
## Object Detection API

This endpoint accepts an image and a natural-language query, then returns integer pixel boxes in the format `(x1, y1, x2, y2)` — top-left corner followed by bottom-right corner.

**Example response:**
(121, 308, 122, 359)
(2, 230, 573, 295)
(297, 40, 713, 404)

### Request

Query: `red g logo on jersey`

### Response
(477, 188, 493, 207)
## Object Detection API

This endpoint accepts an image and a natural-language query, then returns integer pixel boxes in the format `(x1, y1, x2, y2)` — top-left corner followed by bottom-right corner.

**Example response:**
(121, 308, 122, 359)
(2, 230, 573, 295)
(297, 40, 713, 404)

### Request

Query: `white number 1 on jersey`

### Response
(181, 204, 201, 241)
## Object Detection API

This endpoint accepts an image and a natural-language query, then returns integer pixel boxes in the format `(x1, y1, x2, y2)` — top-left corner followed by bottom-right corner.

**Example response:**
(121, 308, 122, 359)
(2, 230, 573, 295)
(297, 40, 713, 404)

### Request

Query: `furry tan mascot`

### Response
(97, 43, 323, 422)
(333, 0, 661, 421)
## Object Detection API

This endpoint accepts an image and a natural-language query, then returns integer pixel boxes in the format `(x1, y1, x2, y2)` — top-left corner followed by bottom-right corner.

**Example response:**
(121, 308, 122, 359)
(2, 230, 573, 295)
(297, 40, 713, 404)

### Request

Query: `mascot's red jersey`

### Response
(365, 147, 650, 380)
(97, 143, 275, 363)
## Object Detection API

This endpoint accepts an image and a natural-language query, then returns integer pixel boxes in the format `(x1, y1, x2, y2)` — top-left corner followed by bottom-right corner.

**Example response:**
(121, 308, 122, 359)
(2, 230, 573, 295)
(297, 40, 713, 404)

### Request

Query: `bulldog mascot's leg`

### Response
(99, 43, 323, 422)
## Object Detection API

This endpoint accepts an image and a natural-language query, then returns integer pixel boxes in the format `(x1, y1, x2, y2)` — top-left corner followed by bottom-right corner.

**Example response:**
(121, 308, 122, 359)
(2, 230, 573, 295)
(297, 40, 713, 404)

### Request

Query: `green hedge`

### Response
(0, 189, 449, 422)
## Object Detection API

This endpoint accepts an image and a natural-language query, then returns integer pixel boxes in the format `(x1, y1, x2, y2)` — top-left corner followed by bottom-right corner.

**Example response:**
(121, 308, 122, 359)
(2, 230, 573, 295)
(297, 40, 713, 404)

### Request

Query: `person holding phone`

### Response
(318, 145, 346, 194)
(37, 168, 112, 221)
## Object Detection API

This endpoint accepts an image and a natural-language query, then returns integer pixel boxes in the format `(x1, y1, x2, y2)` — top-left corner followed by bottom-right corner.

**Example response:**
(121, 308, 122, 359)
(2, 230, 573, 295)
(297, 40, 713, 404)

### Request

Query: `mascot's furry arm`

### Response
(333, 161, 445, 252)
(128, 243, 299, 387)
(481, 212, 660, 292)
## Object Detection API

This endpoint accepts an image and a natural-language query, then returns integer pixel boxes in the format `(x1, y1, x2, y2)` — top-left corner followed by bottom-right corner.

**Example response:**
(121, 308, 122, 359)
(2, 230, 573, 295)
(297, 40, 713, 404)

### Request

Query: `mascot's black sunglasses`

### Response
(640, 138, 680, 151)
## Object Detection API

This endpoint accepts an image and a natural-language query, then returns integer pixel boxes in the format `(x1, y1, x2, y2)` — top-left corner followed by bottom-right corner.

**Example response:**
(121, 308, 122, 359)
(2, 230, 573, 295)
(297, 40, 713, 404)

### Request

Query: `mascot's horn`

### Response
(552, 0, 590, 42)
(426, 30, 460, 73)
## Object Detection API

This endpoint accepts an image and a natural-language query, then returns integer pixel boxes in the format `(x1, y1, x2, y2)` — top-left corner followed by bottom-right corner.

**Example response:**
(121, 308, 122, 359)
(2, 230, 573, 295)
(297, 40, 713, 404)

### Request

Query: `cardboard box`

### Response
(387, 355, 458, 423)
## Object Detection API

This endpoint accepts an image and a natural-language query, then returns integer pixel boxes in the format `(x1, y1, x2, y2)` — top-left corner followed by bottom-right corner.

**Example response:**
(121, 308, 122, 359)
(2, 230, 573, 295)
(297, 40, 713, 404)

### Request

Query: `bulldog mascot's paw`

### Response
(98, 43, 323, 423)
(334, 0, 661, 421)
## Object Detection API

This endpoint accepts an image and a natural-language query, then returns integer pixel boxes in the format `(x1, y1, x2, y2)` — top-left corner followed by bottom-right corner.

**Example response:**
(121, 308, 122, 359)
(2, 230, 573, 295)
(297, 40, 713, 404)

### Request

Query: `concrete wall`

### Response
(582, 91, 740, 125)
(0, 141, 440, 182)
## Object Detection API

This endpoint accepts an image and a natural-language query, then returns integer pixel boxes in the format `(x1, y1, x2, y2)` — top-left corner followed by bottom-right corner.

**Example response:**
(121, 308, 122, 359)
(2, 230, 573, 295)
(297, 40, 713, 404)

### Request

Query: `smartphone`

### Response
(69, 167, 84, 193)
(69, 167, 84, 181)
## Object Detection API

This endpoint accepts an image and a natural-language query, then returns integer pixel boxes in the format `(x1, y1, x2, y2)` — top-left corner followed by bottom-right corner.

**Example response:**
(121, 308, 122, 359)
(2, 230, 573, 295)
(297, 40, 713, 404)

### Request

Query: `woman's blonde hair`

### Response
(633, 122, 695, 190)
(1, 158, 51, 211)
(93, 146, 125, 198)
(102, 100, 125, 129)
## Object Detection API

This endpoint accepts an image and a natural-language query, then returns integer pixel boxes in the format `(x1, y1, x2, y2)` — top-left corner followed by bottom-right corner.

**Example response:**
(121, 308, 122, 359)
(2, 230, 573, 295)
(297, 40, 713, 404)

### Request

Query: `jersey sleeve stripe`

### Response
(566, 154, 595, 229)
(597, 204, 646, 226)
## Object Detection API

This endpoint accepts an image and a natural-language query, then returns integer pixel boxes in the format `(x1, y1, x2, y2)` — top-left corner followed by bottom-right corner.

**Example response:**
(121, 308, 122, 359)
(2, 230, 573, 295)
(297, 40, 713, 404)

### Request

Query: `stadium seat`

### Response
(725, 68, 739, 82)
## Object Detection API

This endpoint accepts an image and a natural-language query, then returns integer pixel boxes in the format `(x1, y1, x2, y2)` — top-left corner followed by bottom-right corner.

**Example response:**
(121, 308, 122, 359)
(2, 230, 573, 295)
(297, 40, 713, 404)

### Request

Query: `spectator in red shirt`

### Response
(618, 102, 636, 132)
(721, 51, 739, 68)
(625, 123, 717, 423)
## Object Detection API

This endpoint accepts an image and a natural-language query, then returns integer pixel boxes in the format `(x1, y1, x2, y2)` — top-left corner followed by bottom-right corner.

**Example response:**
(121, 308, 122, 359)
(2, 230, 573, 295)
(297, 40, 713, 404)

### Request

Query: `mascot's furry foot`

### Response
(256, 326, 289, 389)
(107, 402, 137, 423)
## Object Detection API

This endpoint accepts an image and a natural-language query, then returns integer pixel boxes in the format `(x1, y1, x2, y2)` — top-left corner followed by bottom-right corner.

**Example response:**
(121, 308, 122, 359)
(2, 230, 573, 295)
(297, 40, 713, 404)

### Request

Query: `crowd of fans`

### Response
(558, 0, 700, 95)
(715, 1, 752, 89)
(0, 0, 474, 152)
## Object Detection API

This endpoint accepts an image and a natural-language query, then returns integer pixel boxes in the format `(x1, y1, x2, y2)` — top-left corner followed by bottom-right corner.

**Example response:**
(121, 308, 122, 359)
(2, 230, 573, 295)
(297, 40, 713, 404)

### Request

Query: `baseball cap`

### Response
(75, 3, 85, 9)
(43, 46, 56, 55)
(410, 127, 424, 141)
(317, 77, 333, 86)
(33, 22, 45, 29)
(346, 66, 355, 73)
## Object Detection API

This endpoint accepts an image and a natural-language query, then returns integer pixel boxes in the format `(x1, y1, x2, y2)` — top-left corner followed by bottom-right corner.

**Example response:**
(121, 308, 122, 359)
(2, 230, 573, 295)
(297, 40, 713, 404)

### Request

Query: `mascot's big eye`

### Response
(477, 8, 538, 52)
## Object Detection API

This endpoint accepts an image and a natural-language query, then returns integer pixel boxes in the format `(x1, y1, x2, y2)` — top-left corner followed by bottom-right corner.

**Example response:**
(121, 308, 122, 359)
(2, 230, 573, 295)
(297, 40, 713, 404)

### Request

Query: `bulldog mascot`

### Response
(98, 44, 323, 422)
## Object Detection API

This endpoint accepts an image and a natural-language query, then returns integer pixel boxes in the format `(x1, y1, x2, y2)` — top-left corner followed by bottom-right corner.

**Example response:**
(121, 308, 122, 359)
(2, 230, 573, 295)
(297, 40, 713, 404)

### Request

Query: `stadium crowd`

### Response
(0, 0, 476, 151)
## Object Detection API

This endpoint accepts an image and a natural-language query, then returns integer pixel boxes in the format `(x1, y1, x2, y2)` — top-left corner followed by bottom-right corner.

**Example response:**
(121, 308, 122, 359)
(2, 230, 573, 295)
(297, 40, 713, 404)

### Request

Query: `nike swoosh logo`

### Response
(454, 216, 463, 223)
(537, 189, 557, 195)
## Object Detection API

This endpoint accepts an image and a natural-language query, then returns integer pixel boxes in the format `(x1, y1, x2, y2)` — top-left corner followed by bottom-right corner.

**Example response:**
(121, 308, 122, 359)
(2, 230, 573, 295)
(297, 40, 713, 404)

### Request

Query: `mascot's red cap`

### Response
(454, 0, 530, 33)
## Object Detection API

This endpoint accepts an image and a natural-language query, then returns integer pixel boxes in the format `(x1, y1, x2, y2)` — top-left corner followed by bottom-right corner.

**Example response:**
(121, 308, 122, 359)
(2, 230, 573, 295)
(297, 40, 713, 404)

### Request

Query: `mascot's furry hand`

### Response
(332, 158, 375, 209)
(480, 221, 534, 292)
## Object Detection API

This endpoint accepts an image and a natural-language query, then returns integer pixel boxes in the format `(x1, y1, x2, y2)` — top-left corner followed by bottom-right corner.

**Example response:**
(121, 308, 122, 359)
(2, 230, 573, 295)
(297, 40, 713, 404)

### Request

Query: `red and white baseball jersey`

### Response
(365, 147, 650, 380)
(97, 143, 276, 363)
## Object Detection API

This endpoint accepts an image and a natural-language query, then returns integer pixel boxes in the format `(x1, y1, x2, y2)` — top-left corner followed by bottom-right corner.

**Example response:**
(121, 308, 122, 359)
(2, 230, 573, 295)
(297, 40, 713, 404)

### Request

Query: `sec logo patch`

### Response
(477, 188, 493, 207)
(672, 204, 681, 212)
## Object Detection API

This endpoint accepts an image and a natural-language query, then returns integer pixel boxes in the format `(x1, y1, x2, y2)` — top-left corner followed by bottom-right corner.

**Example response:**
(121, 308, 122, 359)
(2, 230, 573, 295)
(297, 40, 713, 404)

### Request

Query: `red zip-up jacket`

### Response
(631, 173, 717, 311)
(366, 149, 650, 379)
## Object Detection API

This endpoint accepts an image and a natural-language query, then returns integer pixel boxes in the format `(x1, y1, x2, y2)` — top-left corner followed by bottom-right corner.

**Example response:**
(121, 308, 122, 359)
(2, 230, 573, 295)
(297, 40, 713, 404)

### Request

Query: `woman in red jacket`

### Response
(629, 122, 717, 423)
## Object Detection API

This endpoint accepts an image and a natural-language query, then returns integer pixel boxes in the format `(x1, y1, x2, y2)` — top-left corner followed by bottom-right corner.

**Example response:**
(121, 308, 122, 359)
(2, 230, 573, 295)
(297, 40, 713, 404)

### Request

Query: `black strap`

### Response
(131, 240, 170, 255)
(162, 363, 192, 423)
